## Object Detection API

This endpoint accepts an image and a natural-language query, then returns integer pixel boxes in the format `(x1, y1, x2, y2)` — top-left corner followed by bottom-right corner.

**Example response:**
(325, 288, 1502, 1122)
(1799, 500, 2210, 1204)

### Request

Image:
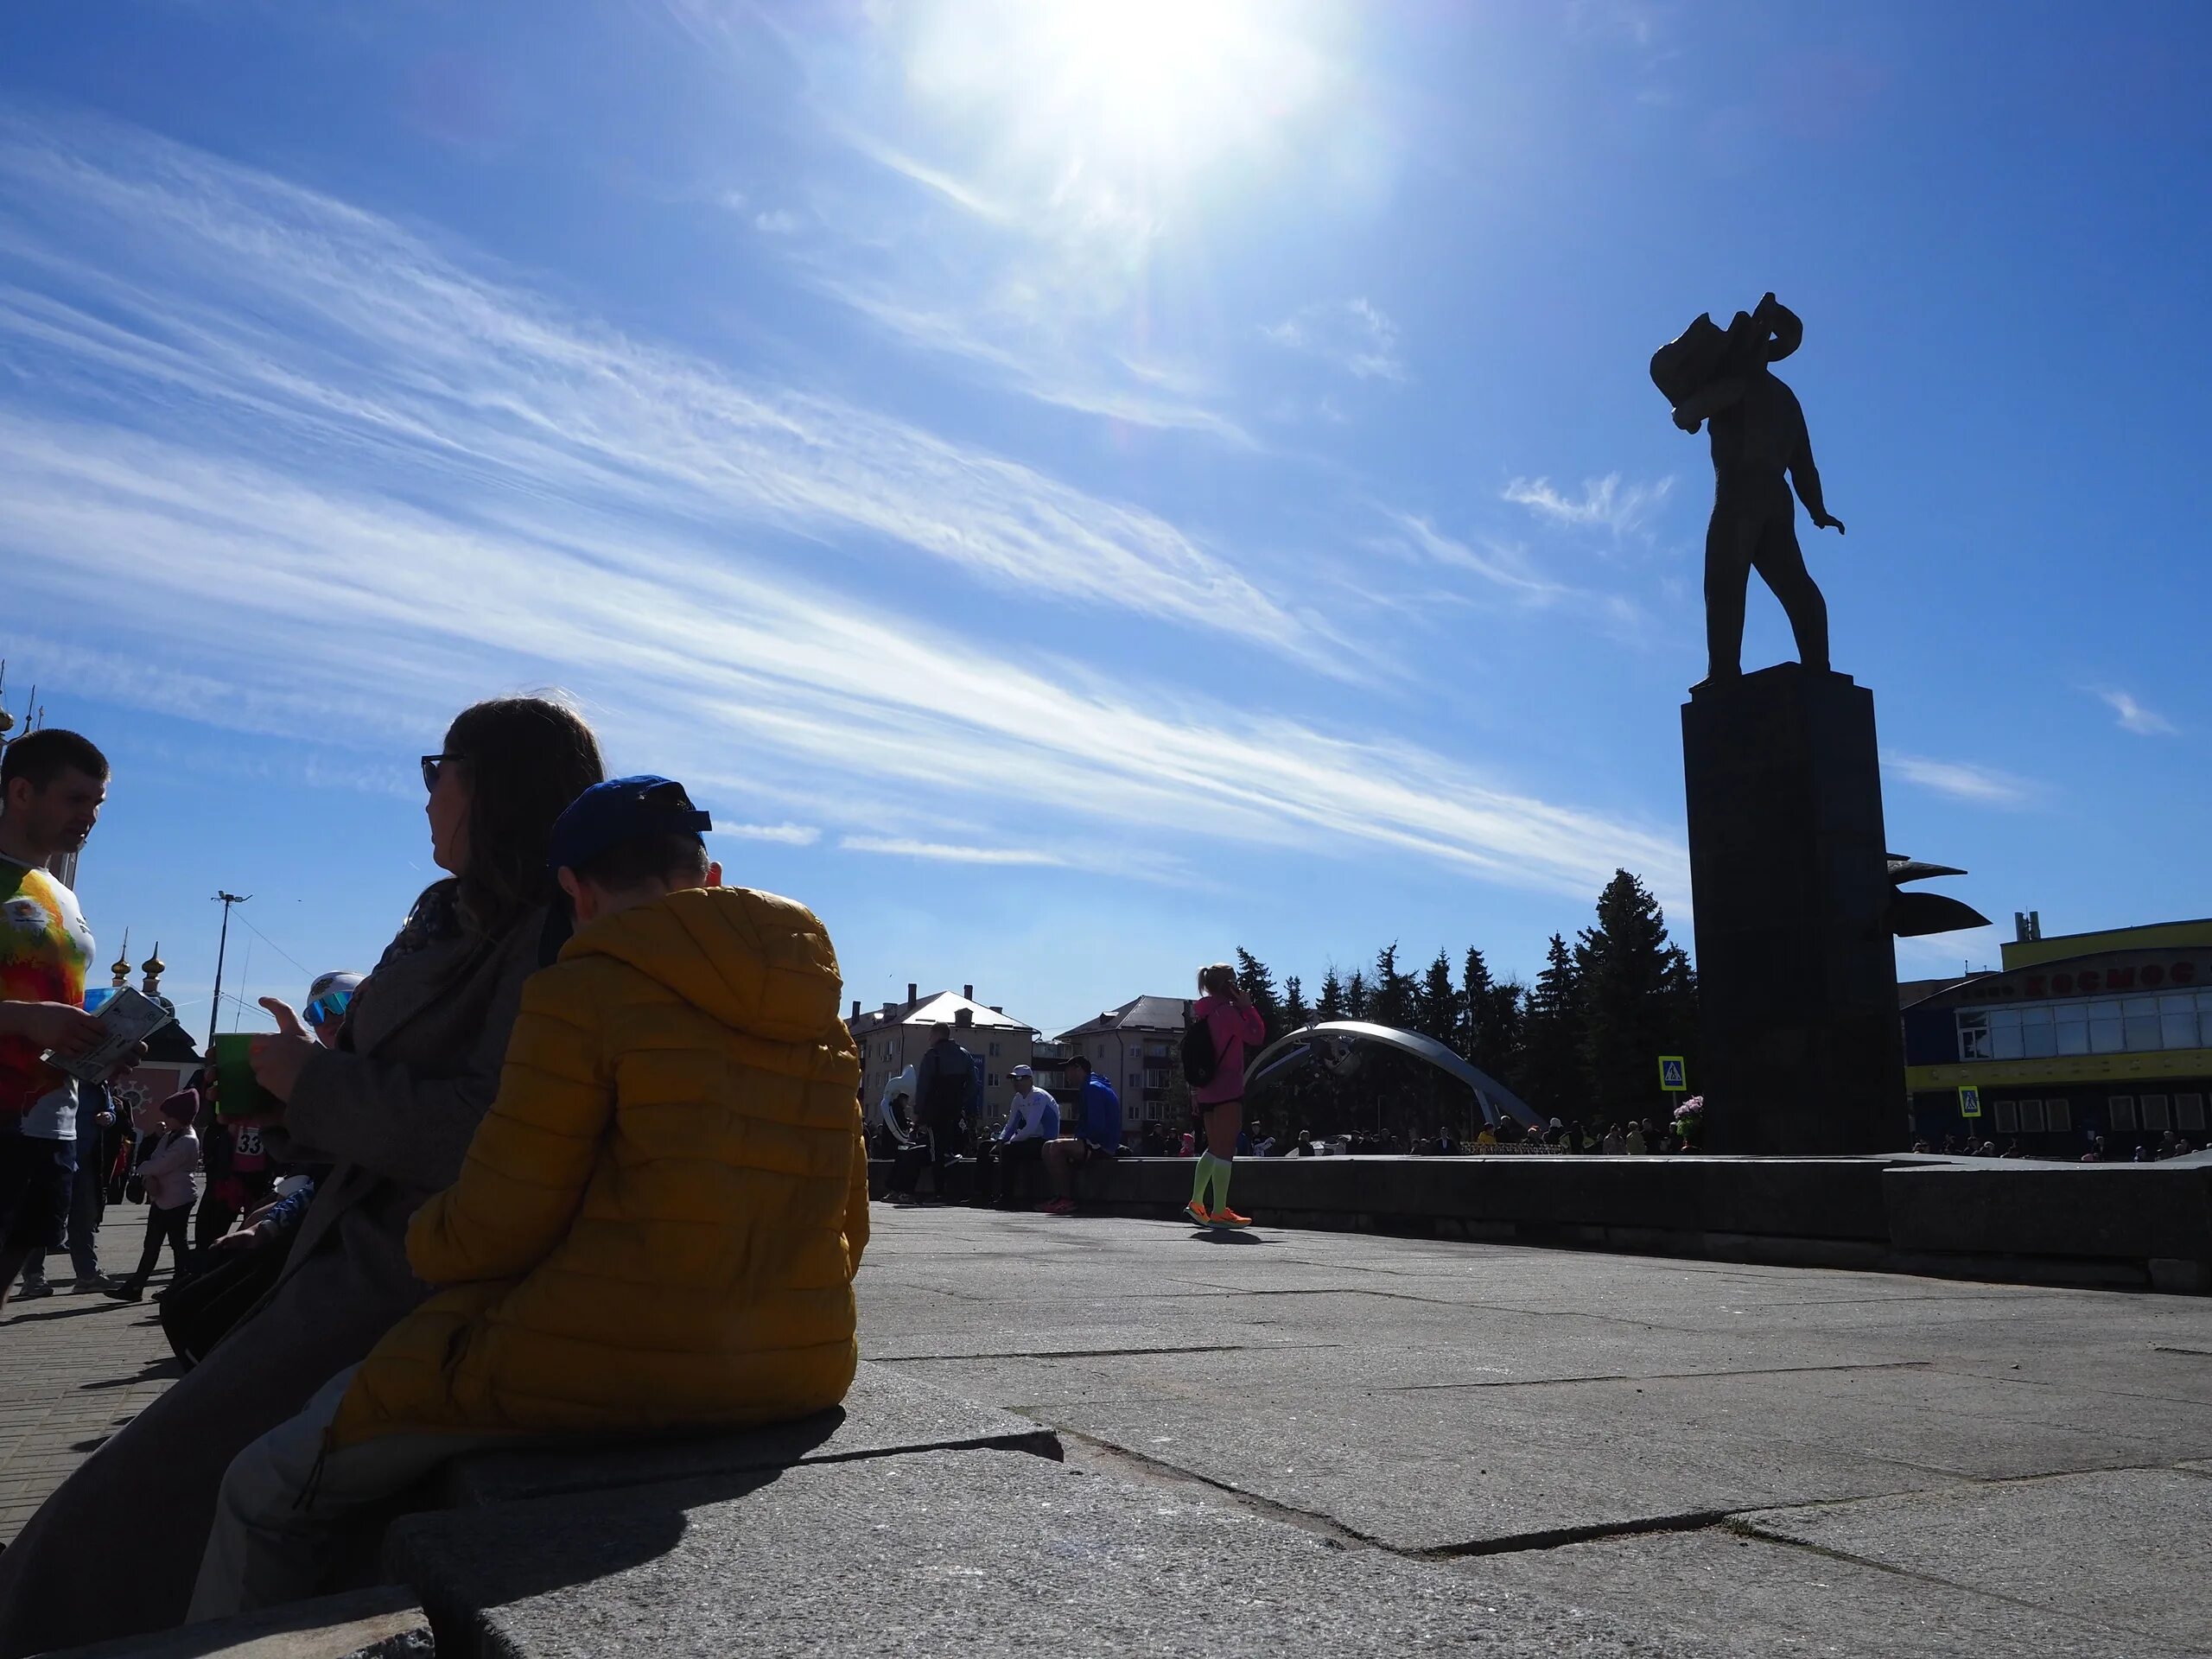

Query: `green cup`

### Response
(211, 1032, 278, 1121)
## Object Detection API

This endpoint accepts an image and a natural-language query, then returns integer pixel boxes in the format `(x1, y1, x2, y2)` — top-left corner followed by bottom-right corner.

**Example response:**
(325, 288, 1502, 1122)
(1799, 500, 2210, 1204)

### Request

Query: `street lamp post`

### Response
(205, 892, 251, 1058)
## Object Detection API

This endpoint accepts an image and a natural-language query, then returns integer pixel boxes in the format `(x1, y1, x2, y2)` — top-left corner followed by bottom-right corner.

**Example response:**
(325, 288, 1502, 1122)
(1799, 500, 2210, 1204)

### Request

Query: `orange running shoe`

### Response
(1211, 1206, 1252, 1229)
(1185, 1199, 1212, 1226)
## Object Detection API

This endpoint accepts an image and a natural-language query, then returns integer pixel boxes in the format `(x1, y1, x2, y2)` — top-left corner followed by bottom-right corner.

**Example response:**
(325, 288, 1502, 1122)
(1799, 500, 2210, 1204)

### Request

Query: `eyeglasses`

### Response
(303, 988, 353, 1029)
(420, 753, 464, 791)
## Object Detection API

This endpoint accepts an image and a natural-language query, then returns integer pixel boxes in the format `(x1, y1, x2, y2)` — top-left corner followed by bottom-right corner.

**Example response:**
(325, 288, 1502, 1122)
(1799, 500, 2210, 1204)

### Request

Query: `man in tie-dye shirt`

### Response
(0, 731, 111, 1313)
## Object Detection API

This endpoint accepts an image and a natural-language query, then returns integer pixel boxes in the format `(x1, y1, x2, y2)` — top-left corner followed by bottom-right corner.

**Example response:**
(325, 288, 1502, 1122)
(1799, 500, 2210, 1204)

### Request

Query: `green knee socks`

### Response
(1190, 1152, 1236, 1212)
(1191, 1152, 1217, 1209)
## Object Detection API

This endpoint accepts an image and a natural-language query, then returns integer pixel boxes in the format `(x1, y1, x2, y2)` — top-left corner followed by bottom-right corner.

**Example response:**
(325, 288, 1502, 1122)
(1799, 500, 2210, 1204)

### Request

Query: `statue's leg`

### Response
(1753, 512, 1831, 673)
(1702, 498, 1752, 681)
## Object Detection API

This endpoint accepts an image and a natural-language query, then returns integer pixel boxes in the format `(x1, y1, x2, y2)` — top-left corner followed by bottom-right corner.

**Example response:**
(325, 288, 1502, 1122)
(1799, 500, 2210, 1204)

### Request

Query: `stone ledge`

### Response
(872, 1154, 2212, 1293)
(441, 1362, 1059, 1510)
(40, 1586, 430, 1659)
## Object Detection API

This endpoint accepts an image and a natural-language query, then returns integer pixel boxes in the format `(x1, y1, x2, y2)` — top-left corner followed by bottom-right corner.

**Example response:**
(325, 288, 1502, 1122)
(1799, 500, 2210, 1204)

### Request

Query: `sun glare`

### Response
(908, 0, 1332, 180)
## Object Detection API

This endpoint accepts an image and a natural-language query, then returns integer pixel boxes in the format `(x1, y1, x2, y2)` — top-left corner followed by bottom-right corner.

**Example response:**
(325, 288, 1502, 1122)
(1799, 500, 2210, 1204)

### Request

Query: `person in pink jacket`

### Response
(1187, 964, 1266, 1228)
(108, 1089, 200, 1303)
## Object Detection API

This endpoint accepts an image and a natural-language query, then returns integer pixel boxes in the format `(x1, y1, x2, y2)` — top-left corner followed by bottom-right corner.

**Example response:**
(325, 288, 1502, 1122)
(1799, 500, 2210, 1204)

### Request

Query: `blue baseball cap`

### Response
(547, 775, 713, 874)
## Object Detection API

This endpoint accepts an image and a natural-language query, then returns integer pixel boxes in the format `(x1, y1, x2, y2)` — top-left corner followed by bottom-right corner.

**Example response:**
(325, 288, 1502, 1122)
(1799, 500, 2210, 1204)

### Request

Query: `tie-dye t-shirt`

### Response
(0, 857, 94, 1139)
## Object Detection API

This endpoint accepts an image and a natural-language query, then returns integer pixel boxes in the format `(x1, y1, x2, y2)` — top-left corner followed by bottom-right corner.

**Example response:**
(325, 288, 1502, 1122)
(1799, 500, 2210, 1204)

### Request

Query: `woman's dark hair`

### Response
(444, 696, 605, 934)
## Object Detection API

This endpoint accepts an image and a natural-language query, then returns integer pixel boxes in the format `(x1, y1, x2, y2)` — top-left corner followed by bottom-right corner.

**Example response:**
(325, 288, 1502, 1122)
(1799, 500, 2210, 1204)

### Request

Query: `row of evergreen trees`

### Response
(1229, 868, 1698, 1133)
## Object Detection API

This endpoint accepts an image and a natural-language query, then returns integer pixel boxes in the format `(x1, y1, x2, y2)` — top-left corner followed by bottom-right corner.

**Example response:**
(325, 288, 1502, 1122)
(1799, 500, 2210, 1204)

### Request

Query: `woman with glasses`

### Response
(0, 697, 605, 1657)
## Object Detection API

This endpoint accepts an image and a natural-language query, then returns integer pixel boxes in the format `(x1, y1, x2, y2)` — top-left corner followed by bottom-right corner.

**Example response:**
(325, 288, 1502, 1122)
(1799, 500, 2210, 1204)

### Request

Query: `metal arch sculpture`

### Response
(876, 1064, 924, 1150)
(1244, 1021, 1546, 1130)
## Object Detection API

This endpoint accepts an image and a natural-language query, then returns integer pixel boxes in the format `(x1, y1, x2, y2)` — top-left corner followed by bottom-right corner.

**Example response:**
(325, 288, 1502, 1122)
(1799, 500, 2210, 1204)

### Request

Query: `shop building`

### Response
(1902, 918, 2212, 1152)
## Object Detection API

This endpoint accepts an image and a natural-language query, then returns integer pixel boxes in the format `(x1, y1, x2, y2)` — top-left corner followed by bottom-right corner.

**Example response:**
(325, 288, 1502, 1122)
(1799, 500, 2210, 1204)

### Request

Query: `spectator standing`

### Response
(988, 1067, 1056, 1209)
(0, 731, 123, 1316)
(1184, 963, 1266, 1229)
(1039, 1055, 1120, 1215)
(1624, 1122, 1648, 1155)
(107, 1090, 201, 1302)
(1603, 1123, 1627, 1155)
(886, 1022, 974, 1203)
(17, 1080, 117, 1297)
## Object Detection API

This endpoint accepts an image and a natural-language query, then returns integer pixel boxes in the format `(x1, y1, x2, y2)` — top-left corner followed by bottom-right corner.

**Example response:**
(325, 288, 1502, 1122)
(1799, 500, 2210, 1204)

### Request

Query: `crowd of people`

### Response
(0, 701, 877, 1654)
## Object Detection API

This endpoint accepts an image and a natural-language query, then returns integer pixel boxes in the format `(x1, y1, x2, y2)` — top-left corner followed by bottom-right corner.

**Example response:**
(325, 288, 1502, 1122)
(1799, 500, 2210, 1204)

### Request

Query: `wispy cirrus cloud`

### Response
(1262, 298, 1406, 384)
(716, 823, 822, 847)
(1375, 512, 1567, 603)
(1503, 473, 1674, 539)
(840, 836, 1066, 868)
(2088, 686, 2177, 736)
(1885, 753, 2040, 810)
(0, 113, 1688, 913)
(0, 117, 1323, 668)
(1372, 510, 1649, 639)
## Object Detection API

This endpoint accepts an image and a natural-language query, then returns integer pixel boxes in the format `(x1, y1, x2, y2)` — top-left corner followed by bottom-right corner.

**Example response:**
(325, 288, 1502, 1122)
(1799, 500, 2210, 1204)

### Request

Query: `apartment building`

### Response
(1054, 995, 1191, 1128)
(847, 984, 1038, 1125)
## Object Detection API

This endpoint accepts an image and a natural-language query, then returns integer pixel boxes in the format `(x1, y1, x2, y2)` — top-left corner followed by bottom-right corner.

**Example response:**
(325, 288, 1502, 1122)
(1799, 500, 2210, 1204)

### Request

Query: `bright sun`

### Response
(910, 0, 1332, 179)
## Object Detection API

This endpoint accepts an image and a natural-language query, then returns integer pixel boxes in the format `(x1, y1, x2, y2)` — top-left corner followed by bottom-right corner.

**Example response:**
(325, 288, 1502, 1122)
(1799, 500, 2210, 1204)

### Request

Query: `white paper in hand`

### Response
(41, 986, 174, 1082)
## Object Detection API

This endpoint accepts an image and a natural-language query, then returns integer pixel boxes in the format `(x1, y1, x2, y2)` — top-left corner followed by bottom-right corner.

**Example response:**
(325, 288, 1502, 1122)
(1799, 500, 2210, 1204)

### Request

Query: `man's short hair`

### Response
(1, 729, 109, 792)
(932, 1022, 950, 1038)
(1069, 1055, 1091, 1074)
(571, 830, 710, 893)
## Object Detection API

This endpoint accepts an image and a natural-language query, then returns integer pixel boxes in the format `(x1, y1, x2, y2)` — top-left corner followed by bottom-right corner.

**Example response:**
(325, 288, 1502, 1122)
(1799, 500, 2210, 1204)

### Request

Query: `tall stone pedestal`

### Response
(1682, 664, 1904, 1155)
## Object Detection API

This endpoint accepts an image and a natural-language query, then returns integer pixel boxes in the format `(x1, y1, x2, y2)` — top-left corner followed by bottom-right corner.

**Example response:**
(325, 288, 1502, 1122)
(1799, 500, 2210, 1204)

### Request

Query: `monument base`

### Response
(1681, 664, 1904, 1155)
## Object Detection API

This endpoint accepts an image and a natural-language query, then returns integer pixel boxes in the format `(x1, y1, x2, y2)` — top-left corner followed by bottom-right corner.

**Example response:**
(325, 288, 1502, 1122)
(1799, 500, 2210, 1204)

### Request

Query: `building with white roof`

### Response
(846, 983, 1037, 1125)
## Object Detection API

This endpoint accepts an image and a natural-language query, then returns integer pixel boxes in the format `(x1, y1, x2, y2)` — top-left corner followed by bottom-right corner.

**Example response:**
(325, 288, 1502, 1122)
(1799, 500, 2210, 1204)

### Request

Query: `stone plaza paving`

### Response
(0, 1211, 181, 1545)
(8, 1204, 2212, 1655)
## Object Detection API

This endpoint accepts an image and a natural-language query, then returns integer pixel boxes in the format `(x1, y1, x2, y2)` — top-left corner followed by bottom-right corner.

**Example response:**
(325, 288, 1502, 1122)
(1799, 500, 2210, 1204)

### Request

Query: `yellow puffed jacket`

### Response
(328, 886, 868, 1449)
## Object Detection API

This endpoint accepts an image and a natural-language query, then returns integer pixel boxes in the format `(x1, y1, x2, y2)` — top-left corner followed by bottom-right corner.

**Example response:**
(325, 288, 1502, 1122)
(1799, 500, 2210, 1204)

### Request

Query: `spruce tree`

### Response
(1520, 933, 1587, 1120)
(1417, 950, 1460, 1046)
(1573, 870, 1691, 1122)
(1234, 948, 1284, 1038)
(1369, 943, 1413, 1028)
(1283, 975, 1311, 1027)
(1345, 969, 1370, 1020)
(1463, 946, 1526, 1086)
(1317, 966, 1346, 1021)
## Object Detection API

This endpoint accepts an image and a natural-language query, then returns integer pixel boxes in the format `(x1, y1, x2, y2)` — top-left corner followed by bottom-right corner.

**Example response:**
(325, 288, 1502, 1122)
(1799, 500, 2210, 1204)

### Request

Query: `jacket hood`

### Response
(563, 887, 845, 1046)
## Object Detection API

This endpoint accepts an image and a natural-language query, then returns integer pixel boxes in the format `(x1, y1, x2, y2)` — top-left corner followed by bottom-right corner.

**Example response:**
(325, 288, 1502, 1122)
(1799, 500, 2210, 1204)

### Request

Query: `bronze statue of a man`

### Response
(1654, 294, 1846, 684)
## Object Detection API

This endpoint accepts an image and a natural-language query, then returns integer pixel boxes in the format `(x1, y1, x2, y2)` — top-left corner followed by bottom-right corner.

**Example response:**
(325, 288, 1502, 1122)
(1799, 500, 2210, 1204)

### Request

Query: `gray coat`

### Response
(0, 894, 553, 1658)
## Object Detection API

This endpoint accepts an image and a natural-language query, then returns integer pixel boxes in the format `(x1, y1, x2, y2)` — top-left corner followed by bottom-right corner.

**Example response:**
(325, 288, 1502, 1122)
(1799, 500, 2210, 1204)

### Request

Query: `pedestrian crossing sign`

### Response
(1958, 1084, 1982, 1119)
(1658, 1056, 1687, 1094)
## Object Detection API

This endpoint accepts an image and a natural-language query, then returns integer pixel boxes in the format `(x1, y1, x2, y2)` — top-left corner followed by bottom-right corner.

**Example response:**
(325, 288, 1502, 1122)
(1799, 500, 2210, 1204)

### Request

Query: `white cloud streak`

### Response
(1503, 474, 1674, 539)
(715, 823, 822, 847)
(0, 117, 1317, 668)
(1262, 298, 1405, 383)
(1884, 753, 2039, 810)
(839, 836, 1065, 867)
(2089, 686, 2177, 737)
(0, 115, 1689, 912)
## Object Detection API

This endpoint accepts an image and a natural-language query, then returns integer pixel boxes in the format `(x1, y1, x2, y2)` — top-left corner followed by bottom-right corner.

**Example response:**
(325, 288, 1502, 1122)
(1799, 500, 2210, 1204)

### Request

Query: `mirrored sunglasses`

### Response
(303, 989, 353, 1028)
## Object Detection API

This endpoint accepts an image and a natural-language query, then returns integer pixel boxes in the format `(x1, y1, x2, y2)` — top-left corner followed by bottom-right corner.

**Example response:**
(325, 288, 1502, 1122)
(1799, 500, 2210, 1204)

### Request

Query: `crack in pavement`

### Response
(875, 1342, 1342, 1363)
(1385, 1358, 1934, 1393)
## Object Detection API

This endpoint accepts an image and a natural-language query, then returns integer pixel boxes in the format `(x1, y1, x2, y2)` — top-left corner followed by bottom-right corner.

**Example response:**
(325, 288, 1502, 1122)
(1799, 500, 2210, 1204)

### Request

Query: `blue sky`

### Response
(2, 1, 2208, 1041)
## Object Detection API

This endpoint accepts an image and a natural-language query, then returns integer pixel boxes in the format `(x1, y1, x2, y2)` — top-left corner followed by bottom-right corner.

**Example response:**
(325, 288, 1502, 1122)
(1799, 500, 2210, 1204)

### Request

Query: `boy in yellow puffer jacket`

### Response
(189, 777, 868, 1620)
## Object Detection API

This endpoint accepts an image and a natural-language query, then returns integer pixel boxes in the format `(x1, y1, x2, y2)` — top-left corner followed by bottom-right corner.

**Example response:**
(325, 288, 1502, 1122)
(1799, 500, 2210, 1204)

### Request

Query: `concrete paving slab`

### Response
(389, 1447, 1686, 1659)
(991, 1358, 2212, 1553)
(1460, 1529, 2198, 1658)
(1738, 1470, 2212, 1652)
(443, 1363, 1059, 1508)
(41, 1586, 431, 1658)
